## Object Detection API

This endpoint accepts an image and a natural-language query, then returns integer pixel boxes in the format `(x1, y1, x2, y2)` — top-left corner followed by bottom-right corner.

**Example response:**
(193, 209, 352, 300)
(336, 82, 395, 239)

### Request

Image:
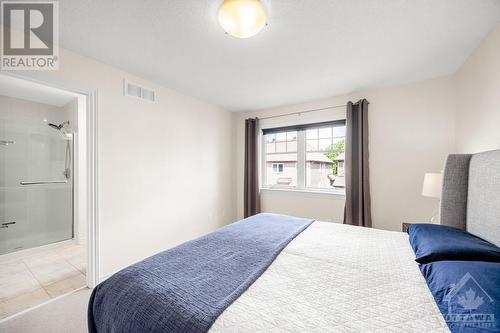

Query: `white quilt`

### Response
(210, 221, 450, 332)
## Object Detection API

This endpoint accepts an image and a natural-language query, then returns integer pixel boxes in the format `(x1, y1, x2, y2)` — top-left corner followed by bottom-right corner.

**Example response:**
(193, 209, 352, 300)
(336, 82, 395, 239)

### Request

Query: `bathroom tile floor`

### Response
(0, 242, 86, 320)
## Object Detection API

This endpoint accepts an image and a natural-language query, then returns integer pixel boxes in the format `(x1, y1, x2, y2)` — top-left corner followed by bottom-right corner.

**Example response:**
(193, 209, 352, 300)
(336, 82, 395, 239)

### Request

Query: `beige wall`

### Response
(455, 24, 500, 153)
(3, 46, 236, 279)
(261, 190, 346, 223)
(236, 76, 457, 231)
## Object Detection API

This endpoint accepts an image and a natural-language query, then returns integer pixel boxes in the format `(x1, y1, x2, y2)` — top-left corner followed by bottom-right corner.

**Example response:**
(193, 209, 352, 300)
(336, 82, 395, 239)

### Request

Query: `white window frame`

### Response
(261, 121, 346, 195)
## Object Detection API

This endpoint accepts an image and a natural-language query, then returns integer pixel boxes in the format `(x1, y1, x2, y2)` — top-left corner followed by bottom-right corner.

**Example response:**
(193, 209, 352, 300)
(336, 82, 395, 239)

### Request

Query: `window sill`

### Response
(260, 187, 346, 198)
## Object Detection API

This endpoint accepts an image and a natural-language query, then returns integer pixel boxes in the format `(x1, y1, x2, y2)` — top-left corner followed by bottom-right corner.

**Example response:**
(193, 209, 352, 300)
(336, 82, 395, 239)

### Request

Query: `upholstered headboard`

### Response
(440, 150, 500, 246)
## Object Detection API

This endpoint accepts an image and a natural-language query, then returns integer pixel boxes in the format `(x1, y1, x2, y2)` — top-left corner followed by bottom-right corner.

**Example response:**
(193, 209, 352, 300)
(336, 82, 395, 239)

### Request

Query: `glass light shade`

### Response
(218, 0, 266, 38)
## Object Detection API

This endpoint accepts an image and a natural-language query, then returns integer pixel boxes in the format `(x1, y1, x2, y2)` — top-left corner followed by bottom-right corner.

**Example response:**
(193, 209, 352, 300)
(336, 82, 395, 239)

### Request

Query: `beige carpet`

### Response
(0, 288, 91, 333)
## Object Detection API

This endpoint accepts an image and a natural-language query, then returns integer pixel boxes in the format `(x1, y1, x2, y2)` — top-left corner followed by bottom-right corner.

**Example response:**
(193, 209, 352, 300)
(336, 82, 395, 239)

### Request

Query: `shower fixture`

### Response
(0, 140, 15, 146)
(47, 120, 73, 180)
(48, 121, 72, 137)
(48, 121, 68, 131)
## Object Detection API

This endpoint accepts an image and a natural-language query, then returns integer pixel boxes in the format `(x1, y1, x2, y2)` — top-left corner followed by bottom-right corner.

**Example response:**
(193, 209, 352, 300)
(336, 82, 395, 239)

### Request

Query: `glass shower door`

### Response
(0, 118, 73, 255)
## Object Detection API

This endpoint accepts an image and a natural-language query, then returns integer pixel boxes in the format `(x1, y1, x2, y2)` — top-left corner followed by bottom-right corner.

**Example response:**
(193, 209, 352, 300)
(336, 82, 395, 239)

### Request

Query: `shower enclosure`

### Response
(0, 118, 74, 255)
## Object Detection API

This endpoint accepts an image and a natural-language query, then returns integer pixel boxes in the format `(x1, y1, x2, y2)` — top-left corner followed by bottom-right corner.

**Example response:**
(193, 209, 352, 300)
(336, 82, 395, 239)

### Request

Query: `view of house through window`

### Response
(264, 131, 297, 187)
(306, 126, 345, 189)
(272, 163, 284, 173)
(263, 122, 346, 191)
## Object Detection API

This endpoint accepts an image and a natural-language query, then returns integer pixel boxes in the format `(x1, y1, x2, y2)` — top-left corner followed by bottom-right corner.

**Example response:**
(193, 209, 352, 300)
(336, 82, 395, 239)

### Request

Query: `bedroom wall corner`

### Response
(455, 23, 500, 154)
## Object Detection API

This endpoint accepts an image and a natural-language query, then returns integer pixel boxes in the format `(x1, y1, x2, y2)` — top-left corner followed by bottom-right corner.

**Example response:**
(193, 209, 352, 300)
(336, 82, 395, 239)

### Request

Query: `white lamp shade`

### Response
(422, 173, 443, 198)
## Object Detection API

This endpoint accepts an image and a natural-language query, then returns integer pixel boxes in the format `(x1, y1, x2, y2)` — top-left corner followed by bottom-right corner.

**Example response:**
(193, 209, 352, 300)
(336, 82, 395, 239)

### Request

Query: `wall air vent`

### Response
(123, 80, 156, 103)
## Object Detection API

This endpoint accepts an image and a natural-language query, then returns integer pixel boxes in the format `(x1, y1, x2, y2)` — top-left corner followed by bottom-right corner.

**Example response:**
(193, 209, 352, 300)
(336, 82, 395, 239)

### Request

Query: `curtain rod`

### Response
(257, 104, 346, 120)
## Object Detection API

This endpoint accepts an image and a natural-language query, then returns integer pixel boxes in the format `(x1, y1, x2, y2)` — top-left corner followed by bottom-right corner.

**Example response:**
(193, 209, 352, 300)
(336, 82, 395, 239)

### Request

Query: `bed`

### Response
(88, 150, 500, 333)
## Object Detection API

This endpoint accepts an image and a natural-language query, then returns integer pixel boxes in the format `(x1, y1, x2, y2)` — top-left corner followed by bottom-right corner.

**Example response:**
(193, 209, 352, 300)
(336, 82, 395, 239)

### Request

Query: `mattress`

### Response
(210, 221, 450, 332)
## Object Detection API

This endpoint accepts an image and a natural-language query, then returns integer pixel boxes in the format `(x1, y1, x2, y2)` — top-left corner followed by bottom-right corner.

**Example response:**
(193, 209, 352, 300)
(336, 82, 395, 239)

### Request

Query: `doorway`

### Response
(0, 74, 97, 320)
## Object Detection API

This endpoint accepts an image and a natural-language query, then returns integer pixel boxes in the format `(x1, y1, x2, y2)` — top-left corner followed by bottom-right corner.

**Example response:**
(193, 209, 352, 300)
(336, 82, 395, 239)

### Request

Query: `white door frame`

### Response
(85, 89, 99, 288)
(0, 72, 100, 288)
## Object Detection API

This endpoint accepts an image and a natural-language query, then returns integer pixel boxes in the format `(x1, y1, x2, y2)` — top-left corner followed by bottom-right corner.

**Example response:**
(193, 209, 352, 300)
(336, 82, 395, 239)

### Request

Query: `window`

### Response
(272, 163, 284, 173)
(262, 121, 346, 192)
(264, 130, 297, 187)
(306, 125, 345, 189)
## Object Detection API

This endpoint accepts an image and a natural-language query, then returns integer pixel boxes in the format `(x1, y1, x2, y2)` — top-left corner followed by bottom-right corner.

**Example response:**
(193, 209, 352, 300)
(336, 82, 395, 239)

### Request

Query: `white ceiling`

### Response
(0, 75, 78, 107)
(59, 0, 500, 111)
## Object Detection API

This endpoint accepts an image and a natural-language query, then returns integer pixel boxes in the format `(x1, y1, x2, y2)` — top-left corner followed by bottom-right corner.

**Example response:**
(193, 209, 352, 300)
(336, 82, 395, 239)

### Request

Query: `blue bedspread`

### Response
(88, 213, 313, 333)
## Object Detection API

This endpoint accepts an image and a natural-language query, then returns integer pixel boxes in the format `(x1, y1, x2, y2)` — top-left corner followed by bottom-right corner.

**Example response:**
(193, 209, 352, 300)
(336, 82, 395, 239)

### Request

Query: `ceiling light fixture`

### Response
(218, 0, 267, 39)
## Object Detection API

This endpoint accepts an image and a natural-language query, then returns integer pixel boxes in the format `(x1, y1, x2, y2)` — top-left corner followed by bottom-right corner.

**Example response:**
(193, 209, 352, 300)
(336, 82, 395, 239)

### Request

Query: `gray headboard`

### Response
(440, 150, 500, 246)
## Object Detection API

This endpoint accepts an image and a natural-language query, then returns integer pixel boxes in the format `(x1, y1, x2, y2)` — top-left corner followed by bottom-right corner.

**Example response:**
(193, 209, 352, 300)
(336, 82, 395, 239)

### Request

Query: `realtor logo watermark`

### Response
(444, 272, 496, 330)
(1, 1, 59, 70)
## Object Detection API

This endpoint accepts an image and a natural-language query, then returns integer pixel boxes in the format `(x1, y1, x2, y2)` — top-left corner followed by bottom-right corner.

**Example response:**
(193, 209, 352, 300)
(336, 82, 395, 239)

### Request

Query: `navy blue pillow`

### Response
(420, 261, 500, 333)
(408, 223, 500, 264)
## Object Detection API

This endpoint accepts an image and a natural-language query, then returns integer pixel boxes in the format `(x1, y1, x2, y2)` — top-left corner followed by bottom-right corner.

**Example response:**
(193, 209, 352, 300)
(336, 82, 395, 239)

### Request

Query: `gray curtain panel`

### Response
(244, 118, 261, 218)
(343, 99, 372, 227)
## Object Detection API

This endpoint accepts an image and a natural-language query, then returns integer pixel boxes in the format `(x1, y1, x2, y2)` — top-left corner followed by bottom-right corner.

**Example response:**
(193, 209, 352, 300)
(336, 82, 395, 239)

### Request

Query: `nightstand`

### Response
(402, 222, 411, 233)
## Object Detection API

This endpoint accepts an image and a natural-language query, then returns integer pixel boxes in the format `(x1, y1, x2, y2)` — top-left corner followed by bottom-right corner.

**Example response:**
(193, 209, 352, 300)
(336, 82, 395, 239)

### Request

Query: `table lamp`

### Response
(422, 173, 443, 222)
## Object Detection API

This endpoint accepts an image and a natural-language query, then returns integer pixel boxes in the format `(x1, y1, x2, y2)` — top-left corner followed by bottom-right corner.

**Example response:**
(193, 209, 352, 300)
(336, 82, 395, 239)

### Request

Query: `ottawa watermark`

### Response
(1, 1, 59, 70)
(443, 272, 496, 330)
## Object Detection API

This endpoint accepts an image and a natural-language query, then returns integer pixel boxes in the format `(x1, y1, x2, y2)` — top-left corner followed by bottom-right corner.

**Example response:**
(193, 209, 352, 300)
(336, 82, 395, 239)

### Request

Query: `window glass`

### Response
(275, 142, 287, 153)
(306, 139, 318, 151)
(287, 140, 297, 152)
(306, 129, 318, 139)
(318, 138, 332, 150)
(306, 125, 346, 190)
(333, 137, 344, 145)
(262, 124, 345, 191)
(266, 142, 276, 153)
(276, 132, 287, 141)
(319, 127, 332, 139)
(333, 126, 345, 138)
(287, 131, 297, 141)
(265, 133, 276, 143)
(264, 131, 297, 187)
(272, 163, 284, 173)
